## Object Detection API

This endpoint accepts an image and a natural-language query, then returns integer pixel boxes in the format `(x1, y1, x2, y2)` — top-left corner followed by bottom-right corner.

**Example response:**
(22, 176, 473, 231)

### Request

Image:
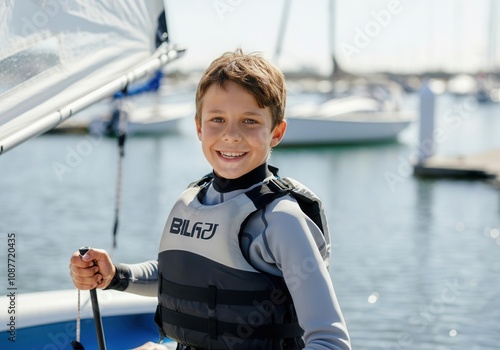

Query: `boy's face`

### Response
(196, 81, 286, 179)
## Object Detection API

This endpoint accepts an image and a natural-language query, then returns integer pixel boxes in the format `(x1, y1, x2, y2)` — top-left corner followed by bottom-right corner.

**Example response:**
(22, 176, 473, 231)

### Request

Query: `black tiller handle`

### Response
(79, 246, 106, 350)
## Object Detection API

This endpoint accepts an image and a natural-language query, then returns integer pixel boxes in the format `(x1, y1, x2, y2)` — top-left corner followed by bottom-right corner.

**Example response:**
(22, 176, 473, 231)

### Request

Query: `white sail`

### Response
(0, 0, 183, 155)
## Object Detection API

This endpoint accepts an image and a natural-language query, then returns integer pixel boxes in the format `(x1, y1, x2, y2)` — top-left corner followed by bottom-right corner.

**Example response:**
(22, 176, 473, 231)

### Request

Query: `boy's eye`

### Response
(211, 117, 224, 123)
(243, 118, 257, 124)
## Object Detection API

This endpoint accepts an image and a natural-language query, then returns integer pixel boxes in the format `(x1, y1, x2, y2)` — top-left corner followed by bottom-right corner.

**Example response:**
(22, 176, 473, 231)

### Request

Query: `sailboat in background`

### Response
(275, 0, 415, 145)
(284, 85, 415, 145)
(473, 0, 500, 103)
(0, 1, 179, 348)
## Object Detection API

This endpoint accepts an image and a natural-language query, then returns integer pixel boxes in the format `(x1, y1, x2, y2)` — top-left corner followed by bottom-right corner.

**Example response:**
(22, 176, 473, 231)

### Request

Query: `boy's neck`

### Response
(213, 163, 273, 193)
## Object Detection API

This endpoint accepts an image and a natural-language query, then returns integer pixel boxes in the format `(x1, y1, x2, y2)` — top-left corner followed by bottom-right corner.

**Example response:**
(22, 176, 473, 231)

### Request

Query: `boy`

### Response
(70, 49, 351, 349)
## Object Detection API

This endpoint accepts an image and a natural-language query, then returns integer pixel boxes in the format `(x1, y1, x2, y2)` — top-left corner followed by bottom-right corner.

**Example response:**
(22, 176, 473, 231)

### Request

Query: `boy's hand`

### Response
(69, 247, 115, 290)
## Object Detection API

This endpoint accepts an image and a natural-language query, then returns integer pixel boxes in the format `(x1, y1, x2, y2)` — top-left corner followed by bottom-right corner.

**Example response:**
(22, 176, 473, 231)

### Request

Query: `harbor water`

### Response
(1, 92, 500, 349)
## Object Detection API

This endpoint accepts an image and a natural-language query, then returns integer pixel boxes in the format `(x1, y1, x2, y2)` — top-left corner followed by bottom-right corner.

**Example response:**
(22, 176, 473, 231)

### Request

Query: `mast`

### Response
(329, 0, 336, 80)
(273, 0, 292, 65)
(487, 0, 498, 72)
(329, 0, 348, 86)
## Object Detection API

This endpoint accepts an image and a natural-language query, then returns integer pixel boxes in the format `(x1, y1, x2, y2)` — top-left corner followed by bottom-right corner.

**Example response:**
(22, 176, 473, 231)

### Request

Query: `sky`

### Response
(164, 0, 499, 75)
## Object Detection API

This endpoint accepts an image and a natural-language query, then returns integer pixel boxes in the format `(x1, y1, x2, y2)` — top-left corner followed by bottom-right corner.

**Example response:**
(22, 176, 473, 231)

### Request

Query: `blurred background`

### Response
(166, 0, 499, 78)
(1, 1, 500, 349)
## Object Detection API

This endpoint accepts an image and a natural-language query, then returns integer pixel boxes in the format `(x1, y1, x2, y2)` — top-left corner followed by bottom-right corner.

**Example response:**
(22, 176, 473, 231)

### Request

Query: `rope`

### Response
(77, 290, 81, 341)
(111, 98, 129, 254)
(71, 290, 85, 349)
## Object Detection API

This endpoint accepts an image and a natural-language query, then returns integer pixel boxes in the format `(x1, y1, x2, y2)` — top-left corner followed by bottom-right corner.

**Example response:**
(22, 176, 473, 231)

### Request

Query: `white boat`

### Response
(86, 93, 195, 136)
(50, 88, 194, 136)
(0, 1, 181, 348)
(282, 94, 415, 145)
(0, 289, 175, 349)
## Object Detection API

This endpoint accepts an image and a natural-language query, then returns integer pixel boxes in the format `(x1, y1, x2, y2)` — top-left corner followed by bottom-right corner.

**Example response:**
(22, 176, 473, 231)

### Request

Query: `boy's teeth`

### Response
(221, 152, 244, 158)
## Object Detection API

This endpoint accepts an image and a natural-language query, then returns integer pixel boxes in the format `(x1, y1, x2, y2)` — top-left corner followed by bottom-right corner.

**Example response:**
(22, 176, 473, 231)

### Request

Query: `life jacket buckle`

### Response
(268, 178, 293, 192)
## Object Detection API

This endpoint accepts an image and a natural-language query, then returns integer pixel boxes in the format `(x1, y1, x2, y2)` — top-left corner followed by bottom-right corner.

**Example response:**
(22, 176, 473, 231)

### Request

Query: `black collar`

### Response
(212, 163, 274, 193)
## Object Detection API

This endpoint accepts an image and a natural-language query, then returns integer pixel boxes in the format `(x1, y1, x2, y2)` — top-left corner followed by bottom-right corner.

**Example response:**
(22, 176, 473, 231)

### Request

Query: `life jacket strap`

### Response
(157, 305, 304, 339)
(160, 277, 285, 305)
(244, 178, 293, 210)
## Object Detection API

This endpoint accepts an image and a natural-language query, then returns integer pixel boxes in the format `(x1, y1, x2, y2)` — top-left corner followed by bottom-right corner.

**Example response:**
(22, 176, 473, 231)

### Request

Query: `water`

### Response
(1, 93, 500, 349)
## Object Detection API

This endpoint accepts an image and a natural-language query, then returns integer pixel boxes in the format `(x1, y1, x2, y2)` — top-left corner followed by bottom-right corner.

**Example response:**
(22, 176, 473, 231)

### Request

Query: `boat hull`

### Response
(0, 289, 174, 350)
(282, 112, 415, 145)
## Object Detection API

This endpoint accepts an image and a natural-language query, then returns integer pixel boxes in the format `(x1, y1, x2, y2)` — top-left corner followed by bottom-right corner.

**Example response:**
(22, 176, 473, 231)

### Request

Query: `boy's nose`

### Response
(223, 122, 241, 142)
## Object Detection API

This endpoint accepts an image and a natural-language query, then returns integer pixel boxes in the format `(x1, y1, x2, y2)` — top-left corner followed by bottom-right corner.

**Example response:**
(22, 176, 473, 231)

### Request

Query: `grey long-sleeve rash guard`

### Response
(106, 164, 351, 350)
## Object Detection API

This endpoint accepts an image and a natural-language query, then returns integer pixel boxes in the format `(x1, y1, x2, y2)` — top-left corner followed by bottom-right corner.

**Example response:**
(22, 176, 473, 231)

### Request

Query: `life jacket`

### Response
(155, 172, 330, 349)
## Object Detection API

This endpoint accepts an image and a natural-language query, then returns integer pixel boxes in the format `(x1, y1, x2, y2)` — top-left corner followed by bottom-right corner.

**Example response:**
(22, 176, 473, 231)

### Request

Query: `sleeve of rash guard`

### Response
(105, 260, 158, 297)
(258, 198, 351, 350)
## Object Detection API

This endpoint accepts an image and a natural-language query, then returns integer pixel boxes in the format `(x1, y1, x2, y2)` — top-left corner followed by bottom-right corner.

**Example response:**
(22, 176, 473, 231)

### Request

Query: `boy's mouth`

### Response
(218, 151, 246, 159)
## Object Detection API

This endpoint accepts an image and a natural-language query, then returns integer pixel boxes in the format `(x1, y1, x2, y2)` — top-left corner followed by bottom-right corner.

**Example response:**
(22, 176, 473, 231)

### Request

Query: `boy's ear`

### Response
(270, 120, 287, 147)
(196, 119, 202, 140)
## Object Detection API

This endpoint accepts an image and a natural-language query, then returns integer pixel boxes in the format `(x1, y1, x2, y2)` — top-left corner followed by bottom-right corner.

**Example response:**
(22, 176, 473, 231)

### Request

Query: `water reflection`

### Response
(413, 179, 434, 292)
(1, 128, 499, 349)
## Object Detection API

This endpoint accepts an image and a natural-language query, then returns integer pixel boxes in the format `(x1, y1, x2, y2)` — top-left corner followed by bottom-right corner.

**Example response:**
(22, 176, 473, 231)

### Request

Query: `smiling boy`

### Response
(196, 80, 284, 179)
(70, 49, 351, 349)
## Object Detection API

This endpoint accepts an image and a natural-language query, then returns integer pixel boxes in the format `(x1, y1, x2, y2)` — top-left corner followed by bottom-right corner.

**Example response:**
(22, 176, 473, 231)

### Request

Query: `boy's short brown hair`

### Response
(195, 49, 286, 130)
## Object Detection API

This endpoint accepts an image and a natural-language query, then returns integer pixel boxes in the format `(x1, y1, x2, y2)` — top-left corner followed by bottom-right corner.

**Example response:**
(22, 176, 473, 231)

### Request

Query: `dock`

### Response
(414, 149, 500, 188)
